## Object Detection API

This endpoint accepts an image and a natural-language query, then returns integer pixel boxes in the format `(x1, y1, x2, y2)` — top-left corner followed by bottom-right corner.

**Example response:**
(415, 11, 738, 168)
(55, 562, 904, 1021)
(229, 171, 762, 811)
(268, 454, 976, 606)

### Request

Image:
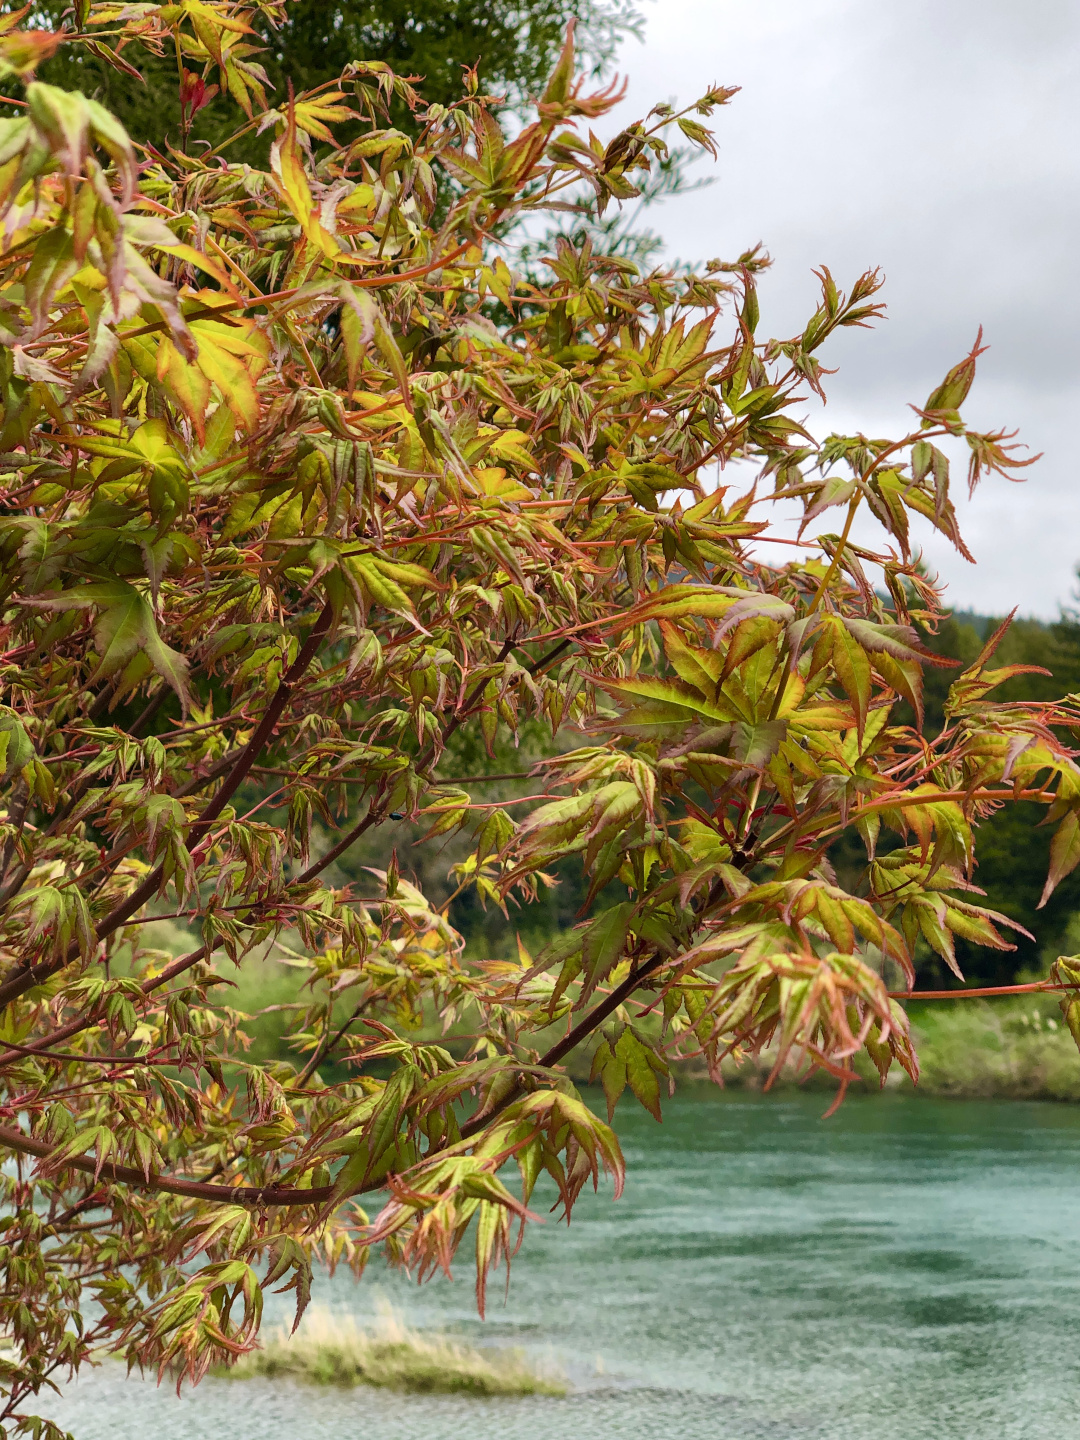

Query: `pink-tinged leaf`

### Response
(730, 718, 787, 770)
(922, 327, 987, 415)
(1039, 809, 1080, 909)
(841, 616, 958, 668)
(873, 650, 924, 728)
(827, 622, 871, 737)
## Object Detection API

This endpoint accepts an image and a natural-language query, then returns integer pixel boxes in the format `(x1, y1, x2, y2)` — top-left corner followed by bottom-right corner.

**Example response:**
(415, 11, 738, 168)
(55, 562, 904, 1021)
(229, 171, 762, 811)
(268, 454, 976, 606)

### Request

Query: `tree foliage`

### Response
(24, 0, 640, 155)
(905, 611, 1080, 984)
(0, 6, 1077, 1434)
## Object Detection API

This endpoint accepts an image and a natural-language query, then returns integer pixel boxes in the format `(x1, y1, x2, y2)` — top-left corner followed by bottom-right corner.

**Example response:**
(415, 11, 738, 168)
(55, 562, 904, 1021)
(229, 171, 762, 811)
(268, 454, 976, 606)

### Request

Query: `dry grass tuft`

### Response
(217, 1302, 567, 1397)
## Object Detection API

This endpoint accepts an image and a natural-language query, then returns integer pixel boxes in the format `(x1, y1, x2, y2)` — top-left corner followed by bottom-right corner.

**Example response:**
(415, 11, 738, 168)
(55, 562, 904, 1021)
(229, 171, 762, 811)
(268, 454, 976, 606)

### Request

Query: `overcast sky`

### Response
(600, 0, 1079, 617)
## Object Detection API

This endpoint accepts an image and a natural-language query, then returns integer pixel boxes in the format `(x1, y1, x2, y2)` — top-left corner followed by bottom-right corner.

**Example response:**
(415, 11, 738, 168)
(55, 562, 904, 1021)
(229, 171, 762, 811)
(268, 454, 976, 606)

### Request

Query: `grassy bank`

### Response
(217, 1305, 566, 1397)
(904, 996, 1080, 1101)
(675, 994, 1080, 1102)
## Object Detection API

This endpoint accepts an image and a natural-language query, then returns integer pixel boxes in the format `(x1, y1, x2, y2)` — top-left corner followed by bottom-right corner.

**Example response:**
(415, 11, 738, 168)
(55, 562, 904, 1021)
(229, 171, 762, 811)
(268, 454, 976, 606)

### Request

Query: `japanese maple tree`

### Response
(0, 4, 1077, 1435)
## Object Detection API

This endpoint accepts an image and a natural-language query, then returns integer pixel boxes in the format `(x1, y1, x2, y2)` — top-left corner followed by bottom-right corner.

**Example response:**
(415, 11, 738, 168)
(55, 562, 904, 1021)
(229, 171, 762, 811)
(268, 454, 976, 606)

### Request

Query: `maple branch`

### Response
(458, 951, 668, 1141)
(294, 995, 372, 1087)
(0, 1122, 335, 1207)
(891, 981, 1070, 1001)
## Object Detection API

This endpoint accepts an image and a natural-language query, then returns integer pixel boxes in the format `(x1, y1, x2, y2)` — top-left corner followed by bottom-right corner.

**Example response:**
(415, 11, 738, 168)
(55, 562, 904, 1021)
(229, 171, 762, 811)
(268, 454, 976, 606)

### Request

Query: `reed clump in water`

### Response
(218, 1304, 566, 1397)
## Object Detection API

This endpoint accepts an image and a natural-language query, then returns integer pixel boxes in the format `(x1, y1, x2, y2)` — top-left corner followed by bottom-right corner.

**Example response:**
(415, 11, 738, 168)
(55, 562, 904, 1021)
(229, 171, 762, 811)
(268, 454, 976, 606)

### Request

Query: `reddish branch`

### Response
(0, 1122, 335, 1207)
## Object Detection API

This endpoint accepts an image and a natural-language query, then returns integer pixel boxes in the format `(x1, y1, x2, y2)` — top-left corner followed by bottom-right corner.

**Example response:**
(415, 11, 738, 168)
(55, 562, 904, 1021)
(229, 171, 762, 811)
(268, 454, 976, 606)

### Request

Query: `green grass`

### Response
(216, 1304, 567, 1397)
(904, 997, 1080, 1101)
(654, 992, 1080, 1103)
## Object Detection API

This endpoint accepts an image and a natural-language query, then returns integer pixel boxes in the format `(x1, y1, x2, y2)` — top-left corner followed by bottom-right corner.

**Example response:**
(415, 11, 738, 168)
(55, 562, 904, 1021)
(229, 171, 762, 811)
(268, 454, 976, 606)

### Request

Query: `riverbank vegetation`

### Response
(904, 997, 1080, 1101)
(218, 1305, 565, 1396)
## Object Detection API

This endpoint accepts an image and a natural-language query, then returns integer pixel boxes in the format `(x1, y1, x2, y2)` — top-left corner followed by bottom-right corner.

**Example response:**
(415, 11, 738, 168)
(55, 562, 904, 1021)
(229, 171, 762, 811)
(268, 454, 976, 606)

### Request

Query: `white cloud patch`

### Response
(603, 0, 1080, 614)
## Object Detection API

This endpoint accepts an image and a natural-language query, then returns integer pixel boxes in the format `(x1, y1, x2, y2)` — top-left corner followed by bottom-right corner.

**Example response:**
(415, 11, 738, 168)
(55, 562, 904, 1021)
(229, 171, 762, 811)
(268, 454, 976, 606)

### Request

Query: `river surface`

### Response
(37, 1092, 1080, 1439)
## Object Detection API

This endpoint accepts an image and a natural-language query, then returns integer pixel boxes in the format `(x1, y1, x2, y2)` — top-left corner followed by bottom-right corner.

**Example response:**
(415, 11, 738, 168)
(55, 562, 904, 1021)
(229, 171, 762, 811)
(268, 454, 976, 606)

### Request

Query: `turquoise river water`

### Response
(37, 1092, 1080, 1439)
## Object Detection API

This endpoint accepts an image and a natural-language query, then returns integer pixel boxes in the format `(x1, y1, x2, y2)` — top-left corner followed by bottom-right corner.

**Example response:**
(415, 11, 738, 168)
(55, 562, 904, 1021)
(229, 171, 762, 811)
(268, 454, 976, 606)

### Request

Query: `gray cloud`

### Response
(607, 0, 1080, 614)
